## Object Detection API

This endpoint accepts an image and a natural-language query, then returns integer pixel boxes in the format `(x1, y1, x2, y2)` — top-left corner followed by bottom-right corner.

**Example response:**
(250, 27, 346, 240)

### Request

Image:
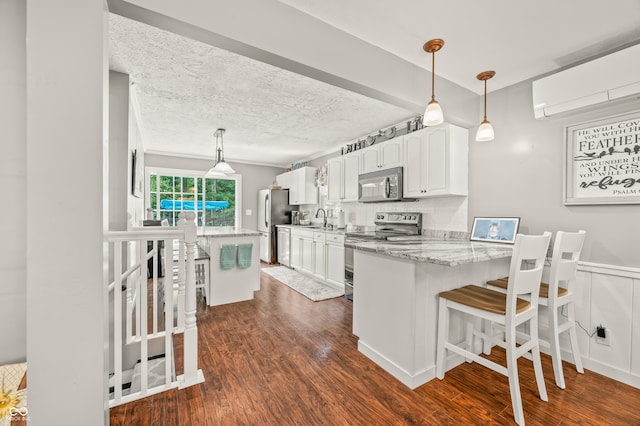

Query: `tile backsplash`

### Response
(301, 186, 469, 233)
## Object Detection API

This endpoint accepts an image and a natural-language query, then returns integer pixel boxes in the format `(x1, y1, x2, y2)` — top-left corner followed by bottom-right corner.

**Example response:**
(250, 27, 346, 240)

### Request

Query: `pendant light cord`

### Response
(431, 52, 436, 101)
(483, 79, 488, 121)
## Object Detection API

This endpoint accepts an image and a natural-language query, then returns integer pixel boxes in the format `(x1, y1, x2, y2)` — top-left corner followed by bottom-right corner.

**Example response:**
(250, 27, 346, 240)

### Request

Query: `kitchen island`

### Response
(197, 227, 261, 306)
(349, 238, 512, 389)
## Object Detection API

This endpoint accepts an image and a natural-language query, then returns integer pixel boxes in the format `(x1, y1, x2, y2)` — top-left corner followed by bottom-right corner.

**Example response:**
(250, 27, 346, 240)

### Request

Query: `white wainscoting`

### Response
(548, 262, 640, 388)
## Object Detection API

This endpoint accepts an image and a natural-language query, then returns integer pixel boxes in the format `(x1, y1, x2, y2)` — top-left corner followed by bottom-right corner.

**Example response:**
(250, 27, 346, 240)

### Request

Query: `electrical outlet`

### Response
(595, 326, 612, 346)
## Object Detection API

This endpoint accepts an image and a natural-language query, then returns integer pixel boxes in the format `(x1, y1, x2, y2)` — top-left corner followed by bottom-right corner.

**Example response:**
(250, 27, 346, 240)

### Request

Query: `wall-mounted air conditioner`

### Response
(532, 43, 640, 119)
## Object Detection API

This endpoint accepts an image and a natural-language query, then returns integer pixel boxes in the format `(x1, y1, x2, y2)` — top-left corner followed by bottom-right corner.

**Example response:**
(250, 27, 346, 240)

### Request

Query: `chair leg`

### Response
(436, 299, 449, 379)
(549, 305, 566, 389)
(567, 302, 584, 374)
(483, 319, 493, 355)
(465, 320, 474, 363)
(530, 316, 548, 402)
(505, 324, 525, 426)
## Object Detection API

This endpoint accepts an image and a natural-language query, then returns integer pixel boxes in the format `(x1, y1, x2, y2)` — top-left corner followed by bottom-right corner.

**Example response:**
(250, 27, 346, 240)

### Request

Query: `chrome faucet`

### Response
(315, 208, 327, 228)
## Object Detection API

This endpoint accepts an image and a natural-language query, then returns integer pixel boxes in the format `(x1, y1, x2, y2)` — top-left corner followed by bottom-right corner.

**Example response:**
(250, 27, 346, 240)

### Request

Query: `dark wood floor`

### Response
(111, 265, 640, 425)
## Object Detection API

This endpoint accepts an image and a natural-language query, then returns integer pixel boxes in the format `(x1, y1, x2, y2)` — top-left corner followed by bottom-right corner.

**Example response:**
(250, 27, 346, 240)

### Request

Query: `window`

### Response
(146, 168, 241, 228)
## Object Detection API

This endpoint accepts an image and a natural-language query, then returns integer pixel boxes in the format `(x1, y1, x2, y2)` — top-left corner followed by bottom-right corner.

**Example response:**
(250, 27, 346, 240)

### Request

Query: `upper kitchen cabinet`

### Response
(276, 166, 318, 205)
(360, 137, 403, 173)
(403, 124, 468, 198)
(327, 151, 360, 203)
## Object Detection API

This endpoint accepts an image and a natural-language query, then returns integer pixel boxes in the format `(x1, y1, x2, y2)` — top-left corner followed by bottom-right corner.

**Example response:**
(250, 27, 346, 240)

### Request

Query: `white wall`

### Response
(468, 80, 640, 268)
(0, 0, 26, 365)
(109, 71, 129, 231)
(26, 1, 108, 424)
(127, 89, 145, 229)
(144, 154, 281, 230)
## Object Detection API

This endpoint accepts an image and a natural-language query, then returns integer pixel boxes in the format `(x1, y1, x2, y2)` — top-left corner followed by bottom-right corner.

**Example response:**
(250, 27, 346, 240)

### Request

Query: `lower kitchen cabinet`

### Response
(325, 236, 345, 287)
(313, 232, 326, 280)
(290, 228, 345, 288)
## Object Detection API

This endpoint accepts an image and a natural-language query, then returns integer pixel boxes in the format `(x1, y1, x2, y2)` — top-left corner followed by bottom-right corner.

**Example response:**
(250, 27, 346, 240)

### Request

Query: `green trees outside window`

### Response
(149, 173, 236, 227)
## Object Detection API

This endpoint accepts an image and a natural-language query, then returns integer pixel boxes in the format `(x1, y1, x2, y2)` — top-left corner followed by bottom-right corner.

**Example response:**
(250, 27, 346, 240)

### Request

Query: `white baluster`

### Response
(176, 213, 186, 332)
(178, 211, 205, 388)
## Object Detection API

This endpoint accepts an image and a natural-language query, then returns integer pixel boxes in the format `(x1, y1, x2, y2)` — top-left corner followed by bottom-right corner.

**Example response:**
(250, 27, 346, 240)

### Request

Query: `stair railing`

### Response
(106, 211, 204, 407)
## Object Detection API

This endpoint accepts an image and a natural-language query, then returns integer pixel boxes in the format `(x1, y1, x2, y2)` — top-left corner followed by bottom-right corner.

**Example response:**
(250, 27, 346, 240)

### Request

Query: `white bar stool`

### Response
(436, 232, 551, 426)
(487, 230, 586, 388)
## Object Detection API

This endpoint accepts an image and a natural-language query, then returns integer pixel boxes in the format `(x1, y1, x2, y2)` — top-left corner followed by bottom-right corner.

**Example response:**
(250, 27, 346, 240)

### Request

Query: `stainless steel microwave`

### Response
(358, 167, 405, 203)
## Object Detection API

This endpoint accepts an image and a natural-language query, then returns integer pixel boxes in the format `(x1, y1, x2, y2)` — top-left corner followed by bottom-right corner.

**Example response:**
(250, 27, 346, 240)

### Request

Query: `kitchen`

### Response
(5, 1, 640, 424)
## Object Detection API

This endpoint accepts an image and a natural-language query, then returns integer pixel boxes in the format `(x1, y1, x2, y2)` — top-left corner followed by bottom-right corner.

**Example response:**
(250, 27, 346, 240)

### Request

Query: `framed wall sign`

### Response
(131, 149, 143, 198)
(564, 110, 640, 205)
(470, 217, 520, 244)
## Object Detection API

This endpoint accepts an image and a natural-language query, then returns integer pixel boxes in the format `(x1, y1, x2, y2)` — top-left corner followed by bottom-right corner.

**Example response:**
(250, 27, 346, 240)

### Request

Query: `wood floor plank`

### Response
(110, 264, 640, 425)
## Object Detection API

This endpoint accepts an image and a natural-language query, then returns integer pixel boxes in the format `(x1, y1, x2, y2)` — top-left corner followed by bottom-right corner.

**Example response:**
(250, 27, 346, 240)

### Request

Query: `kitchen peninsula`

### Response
(197, 227, 261, 306)
(350, 237, 513, 389)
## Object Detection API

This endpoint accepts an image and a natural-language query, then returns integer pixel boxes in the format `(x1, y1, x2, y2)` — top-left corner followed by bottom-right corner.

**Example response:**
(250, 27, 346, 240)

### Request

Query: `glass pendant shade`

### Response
(210, 160, 235, 175)
(423, 99, 444, 126)
(475, 119, 494, 141)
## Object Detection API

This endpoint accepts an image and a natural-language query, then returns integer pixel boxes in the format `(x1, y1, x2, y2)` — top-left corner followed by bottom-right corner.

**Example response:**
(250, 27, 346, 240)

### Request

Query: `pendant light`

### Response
(422, 38, 445, 126)
(475, 70, 496, 141)
(206, 128, 235, 176)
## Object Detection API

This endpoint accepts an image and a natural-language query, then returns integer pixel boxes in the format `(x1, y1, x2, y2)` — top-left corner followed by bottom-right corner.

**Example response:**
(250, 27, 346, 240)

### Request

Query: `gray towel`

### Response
(220, 244, 236, 270)
(237, 243, 253, 269)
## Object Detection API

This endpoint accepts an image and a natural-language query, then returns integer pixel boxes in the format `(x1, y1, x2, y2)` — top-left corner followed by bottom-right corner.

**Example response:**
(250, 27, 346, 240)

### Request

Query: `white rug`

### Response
(262, 266, 344, 301)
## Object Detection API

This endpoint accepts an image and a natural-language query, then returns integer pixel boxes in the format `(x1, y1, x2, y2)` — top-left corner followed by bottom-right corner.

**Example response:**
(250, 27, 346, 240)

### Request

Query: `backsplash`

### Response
(300, 186, 469, 233)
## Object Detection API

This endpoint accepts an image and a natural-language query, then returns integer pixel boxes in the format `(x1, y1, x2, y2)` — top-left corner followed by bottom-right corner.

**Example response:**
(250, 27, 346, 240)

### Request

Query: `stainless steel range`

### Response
(344, 212, 422, 300)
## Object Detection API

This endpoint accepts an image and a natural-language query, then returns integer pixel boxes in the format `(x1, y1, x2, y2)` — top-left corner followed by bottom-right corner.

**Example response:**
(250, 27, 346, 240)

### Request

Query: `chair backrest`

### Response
(547, 230, 586, 302)
(506, 232, 552, 314)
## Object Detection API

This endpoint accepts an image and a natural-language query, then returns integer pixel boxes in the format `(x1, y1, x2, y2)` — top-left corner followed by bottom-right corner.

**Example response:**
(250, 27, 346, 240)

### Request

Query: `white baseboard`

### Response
(357, 340, 433, 389)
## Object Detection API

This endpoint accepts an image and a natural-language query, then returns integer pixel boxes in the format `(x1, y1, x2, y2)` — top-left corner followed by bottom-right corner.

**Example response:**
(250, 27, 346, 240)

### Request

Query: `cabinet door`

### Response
(343, 153, 360, 202)
(313, 240, 326, 280)
(325, 243, 345, 286)
(277, 229, 290, 266)
(360, 148, 380, 173)
(290, 236, 301, 269)
(301, 237, 314, 274)
(327, 157, 343, 202)
(379, 138, 403, 169)
(403, 132, 426, 197)
(425, 128, 448, 194)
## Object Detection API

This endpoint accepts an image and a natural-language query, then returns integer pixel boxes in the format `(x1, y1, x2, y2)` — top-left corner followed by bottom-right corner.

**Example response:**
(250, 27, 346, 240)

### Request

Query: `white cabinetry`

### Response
(327, 152, 360, 203)
(290, 228, 344, 288)
(276, 166, 318, 205)
(313, 231, 326, 280)
(403, 124, 468, 198)
(290, 228, 314, 274)
(325, 233, 345, 287)
(361, 138, 403, 173)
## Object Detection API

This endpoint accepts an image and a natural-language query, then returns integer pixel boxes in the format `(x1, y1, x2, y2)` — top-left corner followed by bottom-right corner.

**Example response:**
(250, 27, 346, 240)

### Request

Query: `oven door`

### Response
(358, 167, 401, 202)
(344, 245, 354, 300)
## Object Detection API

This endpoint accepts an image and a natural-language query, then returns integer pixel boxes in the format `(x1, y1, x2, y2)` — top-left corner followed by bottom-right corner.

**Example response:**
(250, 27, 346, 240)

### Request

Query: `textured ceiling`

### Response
(109, 1, 640, 167)
(109, 13, 414, 167)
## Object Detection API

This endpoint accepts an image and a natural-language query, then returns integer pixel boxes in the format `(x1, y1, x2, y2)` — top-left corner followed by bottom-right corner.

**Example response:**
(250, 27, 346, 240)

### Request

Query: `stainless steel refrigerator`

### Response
(258, 188, 298, 264)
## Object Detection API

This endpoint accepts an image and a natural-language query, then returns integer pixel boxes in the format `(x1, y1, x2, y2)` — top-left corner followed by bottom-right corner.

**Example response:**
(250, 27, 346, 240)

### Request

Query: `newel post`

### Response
(178, 211, 205, 388)
(176, 213, 187, 331)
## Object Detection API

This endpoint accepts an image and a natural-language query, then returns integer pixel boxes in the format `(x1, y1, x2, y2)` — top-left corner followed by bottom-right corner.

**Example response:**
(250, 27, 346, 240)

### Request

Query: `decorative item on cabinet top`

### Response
(340, 115, 425, 155)
(290, 161, 308, 170)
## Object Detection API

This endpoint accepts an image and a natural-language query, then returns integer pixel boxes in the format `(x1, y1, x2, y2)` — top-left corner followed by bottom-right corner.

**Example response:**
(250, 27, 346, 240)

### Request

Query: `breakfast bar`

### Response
(349, 238, 512, 389)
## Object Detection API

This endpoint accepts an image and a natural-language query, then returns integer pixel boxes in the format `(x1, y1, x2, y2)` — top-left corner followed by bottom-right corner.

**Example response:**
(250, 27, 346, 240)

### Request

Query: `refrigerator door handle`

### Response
(264, 192, 269, 229)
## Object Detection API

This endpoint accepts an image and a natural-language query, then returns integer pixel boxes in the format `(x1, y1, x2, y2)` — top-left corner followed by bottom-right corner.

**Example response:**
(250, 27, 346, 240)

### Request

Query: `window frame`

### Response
(145, 166, 242, 229)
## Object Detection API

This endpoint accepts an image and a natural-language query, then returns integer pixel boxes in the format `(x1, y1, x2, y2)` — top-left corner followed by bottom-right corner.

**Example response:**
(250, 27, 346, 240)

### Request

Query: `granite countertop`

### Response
(346, 238, 513, 267)
(198, 227, 260, 237)
(277, 224, 346, 235)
